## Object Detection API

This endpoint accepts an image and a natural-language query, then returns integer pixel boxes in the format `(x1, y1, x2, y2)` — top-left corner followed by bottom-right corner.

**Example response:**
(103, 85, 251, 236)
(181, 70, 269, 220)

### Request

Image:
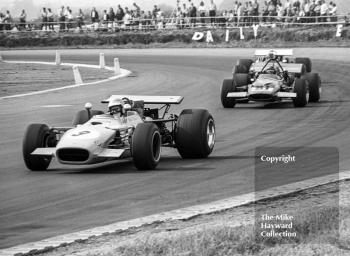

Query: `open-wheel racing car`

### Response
(23, 95, 215, 171)
(221, 49, 321, 108)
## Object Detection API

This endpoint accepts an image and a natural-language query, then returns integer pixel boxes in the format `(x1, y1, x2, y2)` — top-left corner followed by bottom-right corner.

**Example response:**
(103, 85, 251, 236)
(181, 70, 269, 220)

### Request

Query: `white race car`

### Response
(23, 95, 216, 171)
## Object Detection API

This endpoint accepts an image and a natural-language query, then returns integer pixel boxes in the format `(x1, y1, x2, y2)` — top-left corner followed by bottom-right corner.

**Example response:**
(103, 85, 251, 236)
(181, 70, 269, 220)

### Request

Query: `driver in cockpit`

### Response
(263, 63, 282, 76)
(108, 98, 132, 118)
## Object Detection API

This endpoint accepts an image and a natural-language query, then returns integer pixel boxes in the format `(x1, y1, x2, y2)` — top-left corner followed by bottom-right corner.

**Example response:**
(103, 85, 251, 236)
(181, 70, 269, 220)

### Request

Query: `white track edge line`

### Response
(0, 61, 131, 100)
(1, 170, 349, 256)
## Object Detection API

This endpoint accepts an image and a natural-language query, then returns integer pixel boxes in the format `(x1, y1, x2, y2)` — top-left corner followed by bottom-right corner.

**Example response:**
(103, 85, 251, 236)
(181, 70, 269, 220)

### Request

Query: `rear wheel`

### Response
(237, 59, 253, 72)
(296, 57, 312, 73)
(233, 73, 250, 86)
(305, 73, 321, 102)
(233, 64, 248, 74)
(23, 124, 52, 171)
(72, 110, 104, 126)
(293, 79, 308, 107)
(221, 79, 236, 108)
(175, 109, 215, 159)
(132, 123, 161, 170)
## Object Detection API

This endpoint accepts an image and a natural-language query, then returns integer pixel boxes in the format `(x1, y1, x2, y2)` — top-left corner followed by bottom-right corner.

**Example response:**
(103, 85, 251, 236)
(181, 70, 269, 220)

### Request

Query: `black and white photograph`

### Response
(0, 0, 349, 255)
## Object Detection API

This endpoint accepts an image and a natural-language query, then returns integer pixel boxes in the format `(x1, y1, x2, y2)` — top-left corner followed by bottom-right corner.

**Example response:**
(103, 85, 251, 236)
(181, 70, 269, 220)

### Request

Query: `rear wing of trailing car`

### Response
(101, 95, 184, 105)
(254, 49, 294, 57)
(251, 63, 304, 74)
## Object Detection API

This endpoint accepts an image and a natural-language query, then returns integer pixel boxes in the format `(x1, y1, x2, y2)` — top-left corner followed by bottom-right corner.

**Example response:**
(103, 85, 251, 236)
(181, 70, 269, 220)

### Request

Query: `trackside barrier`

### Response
(55, 50, 61, 65)
(0, 14, 347, 33)
(114, 58, 121, 75)
(72, 65, 83, 84)
(99, 53, 105, 69)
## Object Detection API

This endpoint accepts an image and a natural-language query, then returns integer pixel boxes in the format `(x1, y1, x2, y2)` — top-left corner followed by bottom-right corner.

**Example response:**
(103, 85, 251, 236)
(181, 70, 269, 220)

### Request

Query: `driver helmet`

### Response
(108, 98, 124, 115)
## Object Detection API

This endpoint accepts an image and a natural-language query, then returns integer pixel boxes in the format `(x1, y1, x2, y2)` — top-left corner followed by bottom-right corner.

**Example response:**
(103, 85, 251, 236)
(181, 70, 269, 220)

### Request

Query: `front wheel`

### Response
(293, 79, 308, 107)
(132, 123, 161, 170)
(23, 124, 52, 171)
(221, 79, 236, 108)
(175, 109, 215, 159)
(304, 73, 321, 102)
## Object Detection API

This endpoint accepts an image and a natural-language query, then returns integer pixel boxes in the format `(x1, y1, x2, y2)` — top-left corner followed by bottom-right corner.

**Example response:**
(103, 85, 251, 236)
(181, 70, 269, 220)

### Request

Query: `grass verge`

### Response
(113, 206, 349, 256)
(0, 26, 349, 49)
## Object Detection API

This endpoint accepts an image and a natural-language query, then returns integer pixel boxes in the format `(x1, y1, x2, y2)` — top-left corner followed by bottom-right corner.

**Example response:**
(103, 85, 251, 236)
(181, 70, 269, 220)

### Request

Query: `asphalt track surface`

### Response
(1, 48, 350, 249)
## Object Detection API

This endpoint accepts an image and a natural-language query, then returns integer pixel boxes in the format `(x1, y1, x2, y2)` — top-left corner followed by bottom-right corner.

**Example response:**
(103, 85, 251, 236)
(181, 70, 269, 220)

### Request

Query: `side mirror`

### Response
(85, 102, 92, 110)
(85, 103, 92, 119)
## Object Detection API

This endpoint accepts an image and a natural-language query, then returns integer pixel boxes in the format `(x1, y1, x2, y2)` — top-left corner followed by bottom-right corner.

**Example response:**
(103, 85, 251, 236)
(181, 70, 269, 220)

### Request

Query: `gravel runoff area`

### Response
(26, 180, 350, 256)
(0, 62, 113, 97)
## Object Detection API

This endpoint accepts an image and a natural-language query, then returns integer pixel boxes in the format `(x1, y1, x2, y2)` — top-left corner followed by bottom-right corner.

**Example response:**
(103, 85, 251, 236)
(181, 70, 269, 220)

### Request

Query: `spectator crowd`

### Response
(0, 0, 343, 32)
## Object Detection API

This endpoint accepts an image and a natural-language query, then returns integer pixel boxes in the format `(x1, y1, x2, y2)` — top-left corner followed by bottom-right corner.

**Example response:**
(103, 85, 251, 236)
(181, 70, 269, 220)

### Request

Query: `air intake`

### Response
(57, 148, 89, 162)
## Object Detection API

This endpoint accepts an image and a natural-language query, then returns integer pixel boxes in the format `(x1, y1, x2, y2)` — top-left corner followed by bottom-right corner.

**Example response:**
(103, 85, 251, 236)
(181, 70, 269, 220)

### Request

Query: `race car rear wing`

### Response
(102, 95, 184, 105)
(251, 63, 304, 74)
(254, 49, 293, 57)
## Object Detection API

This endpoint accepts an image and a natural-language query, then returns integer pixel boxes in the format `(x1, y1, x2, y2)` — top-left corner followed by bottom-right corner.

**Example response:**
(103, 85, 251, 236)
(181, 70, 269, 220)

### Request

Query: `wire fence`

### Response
(0, 14, 348, 34)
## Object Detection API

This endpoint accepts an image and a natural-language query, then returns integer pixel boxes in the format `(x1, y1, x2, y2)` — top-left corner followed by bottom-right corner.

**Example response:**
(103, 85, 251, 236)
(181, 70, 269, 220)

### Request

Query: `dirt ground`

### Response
(0, 62, 113, 97)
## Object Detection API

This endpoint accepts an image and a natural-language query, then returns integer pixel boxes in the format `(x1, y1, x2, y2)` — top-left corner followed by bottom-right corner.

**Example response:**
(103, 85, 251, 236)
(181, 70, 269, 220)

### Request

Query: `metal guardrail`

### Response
(0, 14, 348, 33)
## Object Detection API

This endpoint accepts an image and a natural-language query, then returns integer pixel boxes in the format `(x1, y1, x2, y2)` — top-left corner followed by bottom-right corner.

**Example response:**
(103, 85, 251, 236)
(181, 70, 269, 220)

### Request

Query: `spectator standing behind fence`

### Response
(237, 2, 243, 25)
(189, 3, 197, 27)
(198, 1, 206, 26)
(3, 10, 12, 30)
(329, 2, 337, 21)
(67, 9, 74, 29)
(102, 10, 109, 24)
(47, 8, 54, 30)
(0, 13, 4, 31)
(252, 0, 259, 23)
(262, 1, 268, 22)
(41, 8, 47, 30)
(208, 0, 217, 26)
(314, 0, 321, 22)
(19, 9, 26, 30)
(304, 0, 310, 20)
(91, 7, 99, 23)
(77, 9, 84, 30)
(58, 6, 66, 31)
(116, 5, 124, 25)
(309, 0, 316, 22)
(124, 10, 132, 29)
(109, 8, 115, 24)
(320, 0, 328, 22)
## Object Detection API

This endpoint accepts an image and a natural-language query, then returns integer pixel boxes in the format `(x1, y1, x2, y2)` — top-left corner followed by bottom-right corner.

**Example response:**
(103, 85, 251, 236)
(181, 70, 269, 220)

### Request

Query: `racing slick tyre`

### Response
(72, 110, 104, 126)
(221, 79, 236, 108)
(233, 73, 250, 86)
(293, 78, 308, 108)
(233, 64, 248, 74)
(237, 59, 253, 72)
(132, 123, 161, 170)
(296, 57, 312, 73)
(305, 73, 321, 102)
(23, 124, 52, 171)
(175, 109, 215, 159)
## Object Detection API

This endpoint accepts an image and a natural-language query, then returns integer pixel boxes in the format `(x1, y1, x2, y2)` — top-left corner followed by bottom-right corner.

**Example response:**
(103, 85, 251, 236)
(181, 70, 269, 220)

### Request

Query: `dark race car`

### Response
(221, 49, 321, 108)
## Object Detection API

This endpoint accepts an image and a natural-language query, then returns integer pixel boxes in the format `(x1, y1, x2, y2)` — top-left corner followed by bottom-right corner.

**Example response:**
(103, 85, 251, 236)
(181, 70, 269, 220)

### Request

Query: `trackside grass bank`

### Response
(32, 181, 350, 256)
(104, 208, 349, 256)
(0, 26, 349, 49)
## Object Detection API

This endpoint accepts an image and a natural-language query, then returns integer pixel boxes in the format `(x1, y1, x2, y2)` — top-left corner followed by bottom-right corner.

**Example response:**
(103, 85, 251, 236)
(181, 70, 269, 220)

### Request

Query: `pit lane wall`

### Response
(0, 26, 349, 48)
